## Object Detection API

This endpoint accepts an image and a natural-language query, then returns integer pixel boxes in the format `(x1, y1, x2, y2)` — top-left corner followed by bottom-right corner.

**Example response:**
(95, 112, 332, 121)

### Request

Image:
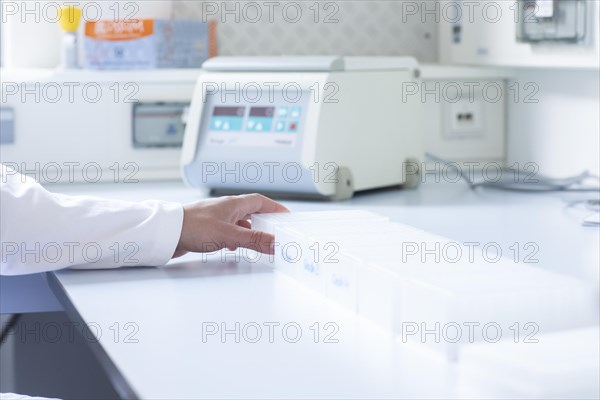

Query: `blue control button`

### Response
(211, 117, 243, 131)
(166, 123, 177, 135)
(211, 119, 223, 130)
(288, 121, 299, 133)
(290, 107, 302, 119)
(247, 117, 272, 132)
(275, 121, 286, 132)
(277, 107, 289, 118)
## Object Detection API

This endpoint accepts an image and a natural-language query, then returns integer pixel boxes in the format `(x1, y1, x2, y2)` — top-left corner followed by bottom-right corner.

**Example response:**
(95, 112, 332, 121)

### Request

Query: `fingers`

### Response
(231, 194, 289, 220)
(236, 219, 252, 229)
(177, 194, 286, 258)
(224, 224, 276, 255)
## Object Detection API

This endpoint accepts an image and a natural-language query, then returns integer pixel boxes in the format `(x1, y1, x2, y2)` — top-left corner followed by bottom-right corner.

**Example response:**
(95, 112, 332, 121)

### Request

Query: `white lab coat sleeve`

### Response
(0, 393, 60, 400)
(1, 165, 184, 276)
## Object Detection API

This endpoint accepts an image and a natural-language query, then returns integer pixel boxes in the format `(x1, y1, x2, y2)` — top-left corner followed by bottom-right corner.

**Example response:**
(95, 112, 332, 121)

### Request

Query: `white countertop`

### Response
(48, 180, 599, 399)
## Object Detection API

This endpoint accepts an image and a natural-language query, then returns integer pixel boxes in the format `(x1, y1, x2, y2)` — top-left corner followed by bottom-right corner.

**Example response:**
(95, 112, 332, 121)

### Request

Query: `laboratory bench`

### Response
(6, 180, 600, 399)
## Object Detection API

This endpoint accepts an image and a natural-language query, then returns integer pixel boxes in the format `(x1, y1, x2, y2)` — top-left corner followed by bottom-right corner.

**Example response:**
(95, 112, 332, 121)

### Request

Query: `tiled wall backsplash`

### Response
(173, 1, 438, 61)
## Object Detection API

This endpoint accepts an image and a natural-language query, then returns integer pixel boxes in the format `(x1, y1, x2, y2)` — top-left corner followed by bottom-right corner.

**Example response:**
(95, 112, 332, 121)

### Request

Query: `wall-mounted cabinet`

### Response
(438, 0, 599, 69)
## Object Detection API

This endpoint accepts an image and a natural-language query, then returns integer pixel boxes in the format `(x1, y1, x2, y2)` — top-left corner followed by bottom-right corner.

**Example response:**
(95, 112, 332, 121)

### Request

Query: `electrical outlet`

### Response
(421, 65, 508, 163)
(447, 99, 484, 137)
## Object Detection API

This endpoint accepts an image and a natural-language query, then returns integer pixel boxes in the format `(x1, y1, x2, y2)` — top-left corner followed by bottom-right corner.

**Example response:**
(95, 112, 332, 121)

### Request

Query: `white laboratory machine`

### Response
(0, 69, 199, 182)
(181, 56, 425, 200)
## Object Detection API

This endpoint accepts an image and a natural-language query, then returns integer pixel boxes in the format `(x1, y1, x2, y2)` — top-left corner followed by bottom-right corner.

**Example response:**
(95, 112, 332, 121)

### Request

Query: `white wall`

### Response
(507, 69, 600, 177)
(436, 0, 599, 177)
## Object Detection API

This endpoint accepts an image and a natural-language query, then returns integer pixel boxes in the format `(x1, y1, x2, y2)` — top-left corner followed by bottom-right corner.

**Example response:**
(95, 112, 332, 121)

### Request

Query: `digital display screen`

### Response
(213, 106, 245, 117)
(132, 103, 188, 148)
(250, 107, 275, 118)
(202, 89, 309, 149)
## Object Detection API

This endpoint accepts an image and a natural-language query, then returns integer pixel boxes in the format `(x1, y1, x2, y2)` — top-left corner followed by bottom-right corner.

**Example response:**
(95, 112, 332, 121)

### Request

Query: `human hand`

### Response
(172, 194, 288, 258)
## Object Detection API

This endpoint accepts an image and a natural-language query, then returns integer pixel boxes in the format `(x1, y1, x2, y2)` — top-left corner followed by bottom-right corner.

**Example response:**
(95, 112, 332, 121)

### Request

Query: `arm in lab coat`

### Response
(0, 164, 184, 275)
(1, 165, 288, 276)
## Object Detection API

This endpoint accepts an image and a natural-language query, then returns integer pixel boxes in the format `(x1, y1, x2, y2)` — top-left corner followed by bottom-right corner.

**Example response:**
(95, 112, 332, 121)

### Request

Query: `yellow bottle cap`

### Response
(58, 6, 82, 33)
